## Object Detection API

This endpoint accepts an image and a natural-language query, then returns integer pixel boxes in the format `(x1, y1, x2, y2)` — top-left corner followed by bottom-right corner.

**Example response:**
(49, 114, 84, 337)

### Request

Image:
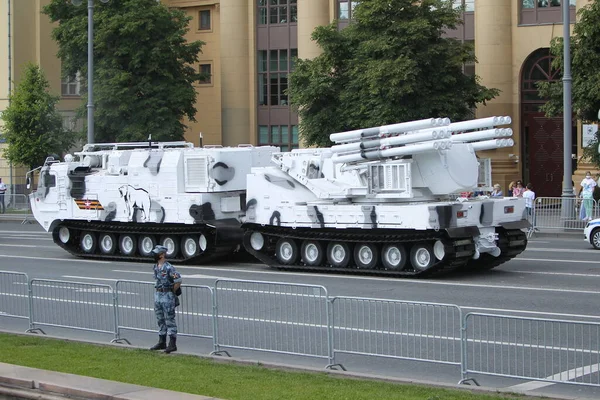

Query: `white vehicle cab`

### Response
(584, 218, 600, 249)
(27, 141, 278, 262)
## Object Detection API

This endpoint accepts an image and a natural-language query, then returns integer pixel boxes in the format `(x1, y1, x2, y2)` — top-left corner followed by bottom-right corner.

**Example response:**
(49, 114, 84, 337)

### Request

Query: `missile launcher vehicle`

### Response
(28, 141, 278, 263)
(242, 117, 529, 277)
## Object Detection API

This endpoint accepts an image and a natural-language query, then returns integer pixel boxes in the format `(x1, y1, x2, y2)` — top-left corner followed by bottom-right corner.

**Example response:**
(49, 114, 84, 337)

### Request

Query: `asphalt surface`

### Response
(1, 221, 600, 399)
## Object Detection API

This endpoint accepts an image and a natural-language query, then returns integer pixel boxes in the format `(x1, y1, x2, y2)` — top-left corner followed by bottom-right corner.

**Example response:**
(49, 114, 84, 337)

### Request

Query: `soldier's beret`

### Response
(152, 245, 168, 254)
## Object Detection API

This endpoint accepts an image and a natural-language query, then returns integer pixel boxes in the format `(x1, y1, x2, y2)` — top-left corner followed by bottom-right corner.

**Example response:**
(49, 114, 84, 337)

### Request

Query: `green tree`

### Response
(1, 63, 76, 170)
(288, 0, 499, 147)
(44, 0, 206, 143)
(538, 2, 600, 168)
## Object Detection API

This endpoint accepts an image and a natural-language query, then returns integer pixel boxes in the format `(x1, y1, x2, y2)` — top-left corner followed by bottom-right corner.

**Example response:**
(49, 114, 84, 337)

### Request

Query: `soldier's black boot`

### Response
(150, 335, 167, 351)
(164, 335, 177, 354)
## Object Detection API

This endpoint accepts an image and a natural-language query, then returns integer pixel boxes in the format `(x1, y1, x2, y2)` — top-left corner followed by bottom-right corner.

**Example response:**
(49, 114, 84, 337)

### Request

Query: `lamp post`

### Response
(71, 0, 109, 144)
(560, 0, 575, 227)
(561, 0, 573, 199)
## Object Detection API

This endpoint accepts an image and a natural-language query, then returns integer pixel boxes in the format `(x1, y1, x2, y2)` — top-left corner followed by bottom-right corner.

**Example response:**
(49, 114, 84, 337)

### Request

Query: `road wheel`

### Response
(276, 238, 299, 265)
(99, 233, 117, 255)
(381, 244, 407, 270)
(57, 226, 71, 244)
(301, 240, 324, 266)
(181, 235, 199, 258)
(138, 235, 156, 257)
(592, 229, 600, 250)
(410, 242, 435, 271)
(327, 242, 352, 268)
(199, 234, 209, 253)
(161, 235, 180, 258)
(354, 243, 379, 269)
(119, 234, 137, 256)
(80, 232, 97, 254)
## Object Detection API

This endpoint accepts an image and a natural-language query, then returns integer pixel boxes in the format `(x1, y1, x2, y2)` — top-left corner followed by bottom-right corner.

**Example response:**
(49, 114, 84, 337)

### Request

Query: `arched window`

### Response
(521, 48, 559, 112)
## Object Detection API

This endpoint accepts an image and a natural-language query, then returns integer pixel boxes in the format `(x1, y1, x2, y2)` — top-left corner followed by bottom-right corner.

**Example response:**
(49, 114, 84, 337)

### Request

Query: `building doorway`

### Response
(520, 48, 576, 197)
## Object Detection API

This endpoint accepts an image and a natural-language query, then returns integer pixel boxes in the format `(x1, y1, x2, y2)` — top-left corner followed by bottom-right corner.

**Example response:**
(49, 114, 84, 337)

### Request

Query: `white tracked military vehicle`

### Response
(242, 117, 529, 277)
(28, 141, 277, 262)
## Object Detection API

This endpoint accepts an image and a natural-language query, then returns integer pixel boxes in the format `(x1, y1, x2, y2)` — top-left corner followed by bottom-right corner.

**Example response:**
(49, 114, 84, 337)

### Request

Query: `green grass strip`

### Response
(0, 333, 540, 400)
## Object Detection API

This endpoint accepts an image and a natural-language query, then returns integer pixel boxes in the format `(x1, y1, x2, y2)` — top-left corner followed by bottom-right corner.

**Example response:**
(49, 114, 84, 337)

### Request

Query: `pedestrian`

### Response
(579, 172, 597, 221)
(512, 180, 524, 197)
(507, 181, 516, 197)
(0, 178, 7, 214)
(523, 183, 536, 226)
(150, 245, 182, 354)
(490, 183, 503, 197)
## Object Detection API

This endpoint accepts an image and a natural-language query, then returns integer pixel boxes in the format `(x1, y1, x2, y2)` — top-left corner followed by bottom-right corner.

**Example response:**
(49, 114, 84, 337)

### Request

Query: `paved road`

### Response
(1, 221, 599, 399)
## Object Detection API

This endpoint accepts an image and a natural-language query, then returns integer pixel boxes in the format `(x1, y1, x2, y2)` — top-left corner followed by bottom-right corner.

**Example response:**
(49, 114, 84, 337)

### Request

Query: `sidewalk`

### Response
(0, 362, 220, 400)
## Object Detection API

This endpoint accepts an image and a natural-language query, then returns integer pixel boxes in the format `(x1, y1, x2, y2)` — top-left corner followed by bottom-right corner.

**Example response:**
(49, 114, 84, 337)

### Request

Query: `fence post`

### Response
(458, 313, 479, 386)
(25, 278, 44, 334)
(325, 297, 346, 371)
(210, 282, 223, 356)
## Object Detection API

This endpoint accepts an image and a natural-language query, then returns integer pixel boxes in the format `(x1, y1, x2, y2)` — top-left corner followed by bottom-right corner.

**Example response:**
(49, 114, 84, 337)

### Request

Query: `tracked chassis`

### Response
(243, 225, 527, 278)
(52, 219, 242, 263)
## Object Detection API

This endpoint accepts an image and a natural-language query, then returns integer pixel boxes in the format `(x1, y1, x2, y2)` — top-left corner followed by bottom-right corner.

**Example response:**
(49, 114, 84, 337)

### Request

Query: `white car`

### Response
(584, 218, 600, 249)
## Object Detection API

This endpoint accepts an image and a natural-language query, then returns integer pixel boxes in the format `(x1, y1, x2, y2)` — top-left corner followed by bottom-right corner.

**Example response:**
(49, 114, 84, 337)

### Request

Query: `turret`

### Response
(267, 116, 513, 201)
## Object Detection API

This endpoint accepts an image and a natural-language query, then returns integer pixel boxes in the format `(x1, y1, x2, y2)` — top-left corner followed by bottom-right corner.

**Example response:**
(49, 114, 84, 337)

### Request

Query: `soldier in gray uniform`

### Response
(149, 245, 182, 353)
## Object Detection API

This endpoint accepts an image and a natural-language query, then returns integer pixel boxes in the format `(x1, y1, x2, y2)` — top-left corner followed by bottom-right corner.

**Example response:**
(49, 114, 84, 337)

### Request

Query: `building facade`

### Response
(0, 0, 595, 196)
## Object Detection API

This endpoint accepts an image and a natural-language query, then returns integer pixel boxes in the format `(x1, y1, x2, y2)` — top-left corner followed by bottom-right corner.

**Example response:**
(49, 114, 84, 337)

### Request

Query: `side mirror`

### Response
(26, 176, 31, 190)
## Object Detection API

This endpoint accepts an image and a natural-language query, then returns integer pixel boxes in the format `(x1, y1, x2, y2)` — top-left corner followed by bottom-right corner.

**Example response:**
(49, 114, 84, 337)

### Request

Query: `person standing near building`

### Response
(0, 178, 7, 214)
(491, 184, 503, 197)
(579, 172, 597, 221)
(512, 180, 524, 197)
(507, 181, 516, 197)
(150, 245, 182, 354)
(523, 183, 536, 227)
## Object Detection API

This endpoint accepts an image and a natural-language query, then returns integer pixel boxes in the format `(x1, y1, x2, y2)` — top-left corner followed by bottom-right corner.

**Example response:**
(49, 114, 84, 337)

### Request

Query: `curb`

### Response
(529, 231, 584, 239)
(0, 361, 220, 400)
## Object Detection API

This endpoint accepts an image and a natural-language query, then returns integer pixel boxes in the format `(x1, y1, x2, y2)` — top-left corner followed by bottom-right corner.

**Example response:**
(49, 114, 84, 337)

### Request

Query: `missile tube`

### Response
(330, 129, 451, 154)
(447, 116, 512, 132)
(329, 117, 450, 143)
(470, 138, 515, 151)
(331, 140, 453, 164)
(450, 128, 513, 143)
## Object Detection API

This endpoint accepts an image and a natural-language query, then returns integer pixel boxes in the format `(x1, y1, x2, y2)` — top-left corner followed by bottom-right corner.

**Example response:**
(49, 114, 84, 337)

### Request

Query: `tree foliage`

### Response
(1, 63, 77, 169)
(288, 0, 499, 147)
(537, 2, 600, 168)
(44, 0, 206, 143)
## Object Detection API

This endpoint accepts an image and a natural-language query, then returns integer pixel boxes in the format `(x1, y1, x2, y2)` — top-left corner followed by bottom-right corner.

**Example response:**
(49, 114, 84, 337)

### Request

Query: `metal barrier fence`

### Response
(4, 272, 600, 389)
(0, 271, 29, 319)
(533, 197, 599, 231)
(461, 313, 600, 387)
(331, 297, 462, 369)
(3, 194, 30, 212)
(212, 279, 332, 364)
(114, 280, 214, 344)
(25, 279, 117, 339)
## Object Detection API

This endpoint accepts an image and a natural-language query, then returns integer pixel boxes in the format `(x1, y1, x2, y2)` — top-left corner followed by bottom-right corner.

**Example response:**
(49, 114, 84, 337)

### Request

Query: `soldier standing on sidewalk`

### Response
(150, 245, 182, 353)
(0, 178, 7, 214)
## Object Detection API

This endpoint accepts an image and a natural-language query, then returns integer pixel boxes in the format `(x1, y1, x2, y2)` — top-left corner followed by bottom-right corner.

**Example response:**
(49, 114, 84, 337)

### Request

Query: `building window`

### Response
(258, 49, 297, 106)
(199, 10, 211, 30)
(520, 0, 575, 25)
(258, 124, 299, 151)
(199, 64, 212, 84)
(451, 0, 474, 11)
(258, 0, 297, 25)
(338, 0, 359, 20)
(61, 72, 80, 96)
